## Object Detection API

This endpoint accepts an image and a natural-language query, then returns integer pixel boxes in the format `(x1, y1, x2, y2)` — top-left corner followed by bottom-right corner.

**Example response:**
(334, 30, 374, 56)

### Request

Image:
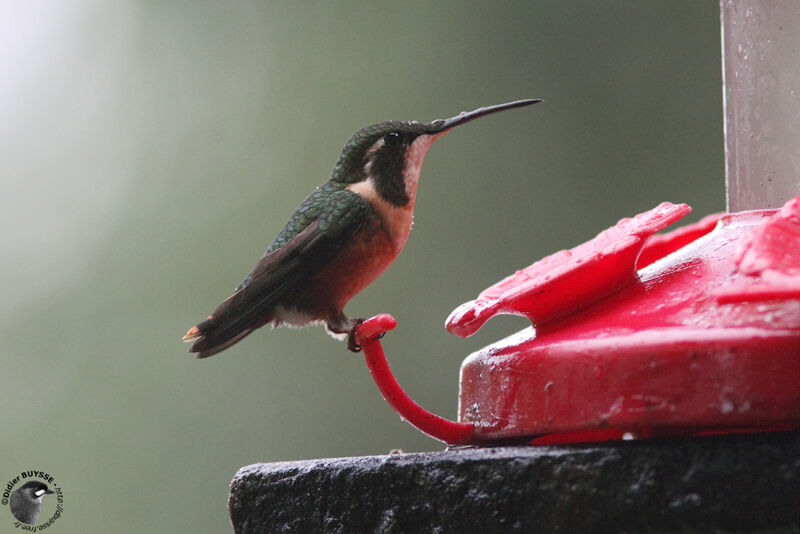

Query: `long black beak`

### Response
(429, 98, 542, 134)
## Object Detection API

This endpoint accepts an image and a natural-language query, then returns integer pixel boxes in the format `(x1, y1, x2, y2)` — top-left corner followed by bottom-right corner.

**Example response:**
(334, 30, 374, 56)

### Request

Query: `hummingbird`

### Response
(184, 99, 540, 357)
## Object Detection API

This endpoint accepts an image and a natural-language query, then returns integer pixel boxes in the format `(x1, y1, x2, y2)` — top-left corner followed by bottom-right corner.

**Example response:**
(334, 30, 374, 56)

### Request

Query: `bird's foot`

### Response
(347, 319, 386, 352)
(347, 319, 365, 352)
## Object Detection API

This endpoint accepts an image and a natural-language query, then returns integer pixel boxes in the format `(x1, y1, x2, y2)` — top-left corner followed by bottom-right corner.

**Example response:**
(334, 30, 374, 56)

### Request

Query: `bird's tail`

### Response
(183, 315, 261, 359)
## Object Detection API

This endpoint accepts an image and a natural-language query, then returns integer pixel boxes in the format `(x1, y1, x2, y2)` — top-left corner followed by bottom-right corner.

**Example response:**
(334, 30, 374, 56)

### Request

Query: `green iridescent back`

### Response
(265, 181, 345, 254)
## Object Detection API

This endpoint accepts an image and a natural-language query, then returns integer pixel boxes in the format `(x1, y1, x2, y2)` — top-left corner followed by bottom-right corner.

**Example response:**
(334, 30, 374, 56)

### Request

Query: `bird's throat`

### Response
(402, 133, 437, 205)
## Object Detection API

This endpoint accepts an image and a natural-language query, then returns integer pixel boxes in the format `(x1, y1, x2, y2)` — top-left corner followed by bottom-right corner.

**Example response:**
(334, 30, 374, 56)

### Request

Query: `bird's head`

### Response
(330, 99, 541, 206)
(17, 481, 55, 502)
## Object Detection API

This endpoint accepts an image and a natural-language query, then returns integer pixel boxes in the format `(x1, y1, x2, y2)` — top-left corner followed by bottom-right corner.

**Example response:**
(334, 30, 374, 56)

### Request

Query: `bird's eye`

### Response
(383, 132, 402, 147)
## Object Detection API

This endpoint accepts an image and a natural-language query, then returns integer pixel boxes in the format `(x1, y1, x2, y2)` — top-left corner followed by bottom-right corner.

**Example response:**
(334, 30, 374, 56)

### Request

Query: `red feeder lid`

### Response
(357, 198, 800, 445)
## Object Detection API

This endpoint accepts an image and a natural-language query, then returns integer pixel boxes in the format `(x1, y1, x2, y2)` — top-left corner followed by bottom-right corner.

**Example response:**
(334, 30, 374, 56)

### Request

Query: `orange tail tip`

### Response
(183, 315, 213, 342)
(182, 325, 202, 342)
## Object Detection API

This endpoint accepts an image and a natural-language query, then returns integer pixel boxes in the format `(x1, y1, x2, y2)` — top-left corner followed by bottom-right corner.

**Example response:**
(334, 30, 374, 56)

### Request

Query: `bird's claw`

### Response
(347, 319, 365, 352)
(347, 319, 386, 352)
(347, 334, 361, 352)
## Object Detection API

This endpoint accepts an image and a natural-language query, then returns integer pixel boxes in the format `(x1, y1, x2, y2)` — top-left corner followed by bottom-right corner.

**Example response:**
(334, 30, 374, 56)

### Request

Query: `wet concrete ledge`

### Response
(229, 431, 799, 533)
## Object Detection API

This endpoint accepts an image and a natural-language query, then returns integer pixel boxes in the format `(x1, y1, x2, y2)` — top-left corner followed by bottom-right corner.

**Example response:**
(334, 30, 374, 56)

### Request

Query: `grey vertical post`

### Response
(721, 1, 800, 211)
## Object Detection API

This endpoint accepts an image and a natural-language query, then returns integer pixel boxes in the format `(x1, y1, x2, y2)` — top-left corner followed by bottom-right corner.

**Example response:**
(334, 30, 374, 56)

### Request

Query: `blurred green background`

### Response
(2, 2, 723, 532)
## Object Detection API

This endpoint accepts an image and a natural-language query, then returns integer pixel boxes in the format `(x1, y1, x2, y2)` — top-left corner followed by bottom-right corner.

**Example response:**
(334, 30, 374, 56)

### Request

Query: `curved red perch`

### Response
(357, 314, 474, 445)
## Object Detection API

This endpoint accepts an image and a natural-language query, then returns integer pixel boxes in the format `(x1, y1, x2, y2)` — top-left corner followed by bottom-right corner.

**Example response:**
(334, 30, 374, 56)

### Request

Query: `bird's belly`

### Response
(305, 220, 406, 314)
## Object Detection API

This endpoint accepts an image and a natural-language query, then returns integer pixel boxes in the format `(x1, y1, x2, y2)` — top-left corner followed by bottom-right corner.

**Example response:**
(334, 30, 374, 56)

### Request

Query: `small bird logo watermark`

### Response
(2, 470, 63, 530)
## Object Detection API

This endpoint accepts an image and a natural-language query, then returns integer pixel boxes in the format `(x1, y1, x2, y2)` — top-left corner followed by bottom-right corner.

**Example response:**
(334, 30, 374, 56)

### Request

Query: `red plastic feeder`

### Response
(356, 197, 800, 445)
